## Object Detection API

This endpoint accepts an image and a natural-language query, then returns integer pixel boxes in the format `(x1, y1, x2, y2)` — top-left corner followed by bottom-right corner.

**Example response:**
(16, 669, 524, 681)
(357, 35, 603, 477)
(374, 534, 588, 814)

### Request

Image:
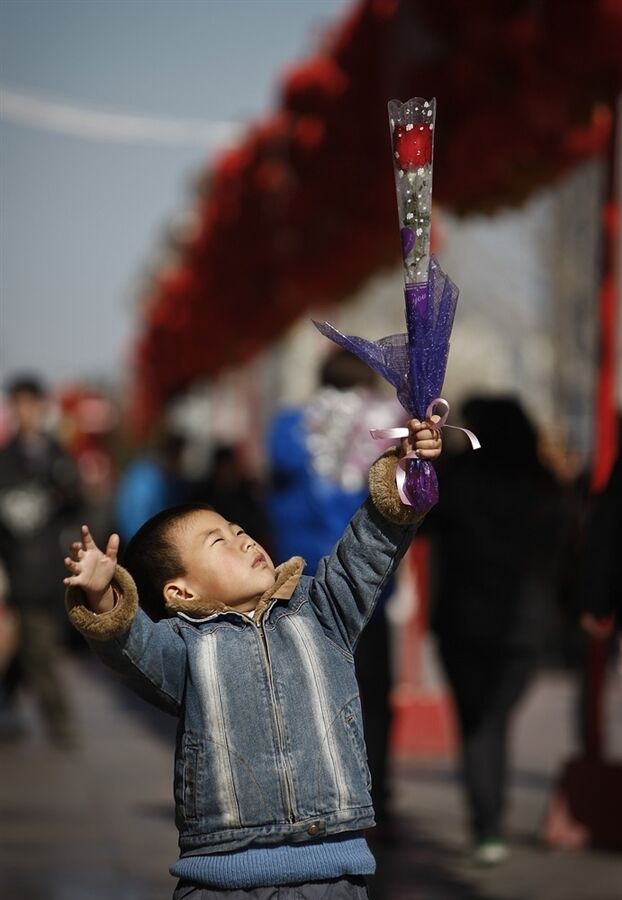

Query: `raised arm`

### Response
(309, 417, 441, 652)
(64, 526, 187, 715)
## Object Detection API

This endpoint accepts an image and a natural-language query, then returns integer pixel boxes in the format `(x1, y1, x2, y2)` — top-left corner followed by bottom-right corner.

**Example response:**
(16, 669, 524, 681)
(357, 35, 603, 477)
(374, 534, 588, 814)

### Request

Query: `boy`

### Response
(64, 418, 441, 898)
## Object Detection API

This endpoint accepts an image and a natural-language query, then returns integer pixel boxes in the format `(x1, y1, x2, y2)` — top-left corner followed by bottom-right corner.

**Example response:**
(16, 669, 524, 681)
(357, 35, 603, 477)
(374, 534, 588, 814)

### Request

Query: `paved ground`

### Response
(0, 655, 620, 900)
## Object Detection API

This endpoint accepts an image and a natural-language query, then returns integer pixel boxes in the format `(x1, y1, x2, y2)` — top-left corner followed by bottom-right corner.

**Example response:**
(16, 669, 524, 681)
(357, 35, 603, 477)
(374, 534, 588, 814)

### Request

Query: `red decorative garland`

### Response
(130, 0, 622, 432)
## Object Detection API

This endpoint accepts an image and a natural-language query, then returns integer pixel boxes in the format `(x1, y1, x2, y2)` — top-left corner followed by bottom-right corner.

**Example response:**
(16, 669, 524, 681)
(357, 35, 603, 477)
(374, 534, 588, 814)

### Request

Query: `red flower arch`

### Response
(129, 0, 622, 433)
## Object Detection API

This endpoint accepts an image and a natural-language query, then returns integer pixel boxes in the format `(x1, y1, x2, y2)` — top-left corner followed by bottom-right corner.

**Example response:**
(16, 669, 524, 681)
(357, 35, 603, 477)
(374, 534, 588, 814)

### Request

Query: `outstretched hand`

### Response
(400, 416, 442, 460)
(63, 526, 119, 612)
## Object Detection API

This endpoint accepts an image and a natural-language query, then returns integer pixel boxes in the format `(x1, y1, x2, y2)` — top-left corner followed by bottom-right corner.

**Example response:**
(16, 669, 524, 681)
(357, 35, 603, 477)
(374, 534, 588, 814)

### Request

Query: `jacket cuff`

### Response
(65, 565, 139, 641)
(369, 448, 426, 526)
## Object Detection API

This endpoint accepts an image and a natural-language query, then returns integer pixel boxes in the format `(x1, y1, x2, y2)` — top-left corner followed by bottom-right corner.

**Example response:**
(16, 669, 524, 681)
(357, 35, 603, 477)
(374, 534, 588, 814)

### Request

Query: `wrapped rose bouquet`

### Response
(315, 98, 472, 515)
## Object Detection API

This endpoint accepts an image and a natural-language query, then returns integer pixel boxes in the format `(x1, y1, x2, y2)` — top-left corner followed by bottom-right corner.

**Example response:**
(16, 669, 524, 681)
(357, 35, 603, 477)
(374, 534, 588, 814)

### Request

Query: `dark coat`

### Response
(423, 450, 563, 653)
(0, 434, 82, 610)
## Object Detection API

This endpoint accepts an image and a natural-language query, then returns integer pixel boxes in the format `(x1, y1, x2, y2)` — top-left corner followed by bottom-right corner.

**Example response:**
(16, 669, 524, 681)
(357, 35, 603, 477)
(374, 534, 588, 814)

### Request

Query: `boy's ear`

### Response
(163, 578, 196, 608)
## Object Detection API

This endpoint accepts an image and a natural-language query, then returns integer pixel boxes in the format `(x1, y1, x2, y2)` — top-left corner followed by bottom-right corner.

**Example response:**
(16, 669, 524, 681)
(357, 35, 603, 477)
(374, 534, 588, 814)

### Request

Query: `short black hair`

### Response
(122, 503, 214, 621)
(6, 374, 46, 398)
(319, 349, 376, 390)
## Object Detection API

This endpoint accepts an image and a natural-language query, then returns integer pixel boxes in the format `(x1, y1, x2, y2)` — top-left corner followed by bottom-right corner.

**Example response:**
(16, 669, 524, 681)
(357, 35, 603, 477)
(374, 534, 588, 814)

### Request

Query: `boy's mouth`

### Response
(252, 553, 267, 569)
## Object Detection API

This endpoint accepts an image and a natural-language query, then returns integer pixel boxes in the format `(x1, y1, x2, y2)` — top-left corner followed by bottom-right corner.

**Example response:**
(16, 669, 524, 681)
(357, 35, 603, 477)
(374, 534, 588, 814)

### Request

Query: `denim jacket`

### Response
(66, 450, 425, 857)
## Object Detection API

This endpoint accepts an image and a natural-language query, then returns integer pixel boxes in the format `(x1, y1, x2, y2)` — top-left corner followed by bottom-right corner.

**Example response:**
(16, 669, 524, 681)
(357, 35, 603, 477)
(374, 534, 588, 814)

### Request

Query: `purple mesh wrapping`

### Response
(403, 458, 438, 514)
(314, 256, 459, 512)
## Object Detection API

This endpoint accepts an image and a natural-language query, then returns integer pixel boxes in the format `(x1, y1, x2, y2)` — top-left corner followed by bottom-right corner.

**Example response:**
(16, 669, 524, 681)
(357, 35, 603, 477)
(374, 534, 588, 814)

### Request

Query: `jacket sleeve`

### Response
(308, 448, 427, 653)
(65, 565, 187, 716)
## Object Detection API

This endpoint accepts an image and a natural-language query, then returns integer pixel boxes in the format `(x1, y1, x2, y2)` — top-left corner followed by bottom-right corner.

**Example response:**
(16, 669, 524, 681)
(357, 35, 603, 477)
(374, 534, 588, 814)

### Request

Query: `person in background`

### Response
(0, 374, 82, 745)
(194, 444, 272, 557)
(115, 429, 189, 545)
(423, 395, 563, 864)
(267, 350, 402, 830)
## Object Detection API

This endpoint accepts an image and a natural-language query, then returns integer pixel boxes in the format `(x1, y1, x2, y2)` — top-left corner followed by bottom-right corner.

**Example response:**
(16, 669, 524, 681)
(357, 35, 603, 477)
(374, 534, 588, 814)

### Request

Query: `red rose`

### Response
(393, 123, 433, 169)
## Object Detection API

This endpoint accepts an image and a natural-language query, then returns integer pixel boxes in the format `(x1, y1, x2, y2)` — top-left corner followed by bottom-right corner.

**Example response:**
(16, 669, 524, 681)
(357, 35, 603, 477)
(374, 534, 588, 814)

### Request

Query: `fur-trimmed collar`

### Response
(165, 556, 306, 622)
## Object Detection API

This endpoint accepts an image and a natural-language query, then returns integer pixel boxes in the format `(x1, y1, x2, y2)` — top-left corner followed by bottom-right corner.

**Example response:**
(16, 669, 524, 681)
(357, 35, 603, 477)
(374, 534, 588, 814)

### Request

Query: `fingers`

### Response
(81, 524, 97, 550)
(402, 416, 442, 459)
(63, 572, 95, 587)
(414, 442, 441, 459)
(71, 528, 112, 557)
(413, 429, 437, 442)
(63, 557, 83, 587)
(105, 533, 120, 561)
(414, 446, 441, 460)
(68, 541, 83, 562)
(406, 415, 442, 437)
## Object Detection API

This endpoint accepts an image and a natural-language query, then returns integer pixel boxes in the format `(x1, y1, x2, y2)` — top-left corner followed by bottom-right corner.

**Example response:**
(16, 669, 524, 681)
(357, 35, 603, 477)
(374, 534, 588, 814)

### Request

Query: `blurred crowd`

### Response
(0, 359, 619, 861)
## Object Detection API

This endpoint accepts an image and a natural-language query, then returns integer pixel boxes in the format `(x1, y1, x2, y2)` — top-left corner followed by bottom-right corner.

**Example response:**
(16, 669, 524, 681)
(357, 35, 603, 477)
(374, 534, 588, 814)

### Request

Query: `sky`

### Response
(0, 0, 351, 387)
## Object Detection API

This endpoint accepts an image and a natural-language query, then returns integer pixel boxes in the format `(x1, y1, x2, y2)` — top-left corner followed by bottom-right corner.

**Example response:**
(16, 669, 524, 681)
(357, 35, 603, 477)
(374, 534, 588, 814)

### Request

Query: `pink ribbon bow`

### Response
(369, 398, 481, 505)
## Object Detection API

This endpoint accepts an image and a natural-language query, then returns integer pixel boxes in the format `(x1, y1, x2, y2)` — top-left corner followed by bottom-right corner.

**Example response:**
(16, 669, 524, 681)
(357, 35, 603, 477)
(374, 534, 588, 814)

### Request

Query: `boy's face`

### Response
(164, 510, 276, 613)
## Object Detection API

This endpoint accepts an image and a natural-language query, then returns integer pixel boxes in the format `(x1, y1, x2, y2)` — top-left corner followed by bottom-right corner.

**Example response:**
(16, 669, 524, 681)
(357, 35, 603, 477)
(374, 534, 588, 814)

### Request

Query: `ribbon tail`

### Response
(443, 423, 481, 450)
(370, 427, 409, 440)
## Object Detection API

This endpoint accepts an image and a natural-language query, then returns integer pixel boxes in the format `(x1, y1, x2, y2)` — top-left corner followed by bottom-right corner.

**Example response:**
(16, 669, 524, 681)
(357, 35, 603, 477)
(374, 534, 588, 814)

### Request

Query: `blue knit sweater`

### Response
(170, 834, 375, 889)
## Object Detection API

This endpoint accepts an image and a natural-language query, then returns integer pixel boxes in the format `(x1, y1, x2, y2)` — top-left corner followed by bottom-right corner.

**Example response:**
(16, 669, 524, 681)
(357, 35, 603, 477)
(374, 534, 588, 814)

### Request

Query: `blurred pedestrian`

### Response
(424, 396, 563, 863)
(0, 375, 82, 745)
(267, 350, 403, 828)
(539, 434, 622, 851)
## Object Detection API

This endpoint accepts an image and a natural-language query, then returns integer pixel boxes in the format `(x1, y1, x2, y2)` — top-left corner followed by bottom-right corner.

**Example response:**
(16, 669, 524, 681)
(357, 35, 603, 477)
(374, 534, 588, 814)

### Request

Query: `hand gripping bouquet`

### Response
(315, 98, 479, 515)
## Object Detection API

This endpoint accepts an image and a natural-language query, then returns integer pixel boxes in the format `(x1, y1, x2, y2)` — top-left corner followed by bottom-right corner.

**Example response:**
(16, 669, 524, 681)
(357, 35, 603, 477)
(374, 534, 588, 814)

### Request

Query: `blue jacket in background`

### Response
(267, 408, 367, 574)
(116, 458, 188, 543)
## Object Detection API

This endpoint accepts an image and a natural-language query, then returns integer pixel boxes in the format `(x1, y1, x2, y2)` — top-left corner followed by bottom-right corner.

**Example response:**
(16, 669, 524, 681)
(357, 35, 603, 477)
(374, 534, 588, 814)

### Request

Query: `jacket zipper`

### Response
(193, 606, 297, 823)
(254, 612, 296, 823)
